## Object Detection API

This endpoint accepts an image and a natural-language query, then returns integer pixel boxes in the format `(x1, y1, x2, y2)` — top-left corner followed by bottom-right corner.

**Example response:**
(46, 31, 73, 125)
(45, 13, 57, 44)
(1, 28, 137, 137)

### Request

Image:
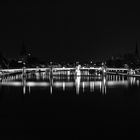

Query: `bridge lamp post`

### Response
(90, 61, 93, 66)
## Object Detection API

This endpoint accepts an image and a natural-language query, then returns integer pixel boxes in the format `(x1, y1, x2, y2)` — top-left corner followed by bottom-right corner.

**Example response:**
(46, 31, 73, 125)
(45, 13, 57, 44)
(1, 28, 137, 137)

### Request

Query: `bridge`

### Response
(0, 66, 140, 77)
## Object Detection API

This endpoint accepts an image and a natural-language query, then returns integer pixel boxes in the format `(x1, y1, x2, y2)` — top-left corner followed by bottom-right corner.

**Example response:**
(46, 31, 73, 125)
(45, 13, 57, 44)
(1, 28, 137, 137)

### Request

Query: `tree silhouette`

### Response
(0, 51, 9, 68)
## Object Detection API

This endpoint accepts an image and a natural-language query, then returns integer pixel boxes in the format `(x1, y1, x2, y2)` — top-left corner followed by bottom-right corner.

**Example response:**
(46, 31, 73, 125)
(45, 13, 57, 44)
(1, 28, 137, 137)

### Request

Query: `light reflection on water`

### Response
(0, 72, 140, 94)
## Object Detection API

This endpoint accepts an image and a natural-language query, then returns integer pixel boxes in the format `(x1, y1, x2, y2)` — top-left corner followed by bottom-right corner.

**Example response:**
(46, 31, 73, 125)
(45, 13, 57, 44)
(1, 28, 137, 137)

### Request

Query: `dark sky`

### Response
(0, 2, 140, 63)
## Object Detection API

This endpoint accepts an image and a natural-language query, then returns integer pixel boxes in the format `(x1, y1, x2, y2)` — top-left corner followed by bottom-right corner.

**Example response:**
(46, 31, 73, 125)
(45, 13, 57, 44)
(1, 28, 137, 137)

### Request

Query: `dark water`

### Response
(0, 72, 140, 138)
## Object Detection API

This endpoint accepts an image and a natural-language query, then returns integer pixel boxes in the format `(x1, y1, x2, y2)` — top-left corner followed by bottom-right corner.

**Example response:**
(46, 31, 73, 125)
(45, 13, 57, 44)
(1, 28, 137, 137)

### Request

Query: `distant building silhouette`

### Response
(20, 41, 27, 57)
(135, 40, 139, 57)
(106, 41, 140, 68)
(20, 40, 30, 58)
(18, 40, 44, 67)
(19, 41, 31, 66)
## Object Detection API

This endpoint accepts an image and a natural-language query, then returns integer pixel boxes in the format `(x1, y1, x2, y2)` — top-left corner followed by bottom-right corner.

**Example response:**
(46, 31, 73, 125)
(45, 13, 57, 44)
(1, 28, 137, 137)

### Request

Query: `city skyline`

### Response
(1, 39, 140, 70)
(0, 39, 139, 63)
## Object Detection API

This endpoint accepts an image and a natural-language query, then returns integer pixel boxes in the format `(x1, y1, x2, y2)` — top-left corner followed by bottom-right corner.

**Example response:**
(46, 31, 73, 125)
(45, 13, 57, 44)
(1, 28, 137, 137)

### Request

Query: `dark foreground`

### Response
(0, 74, 140, 139)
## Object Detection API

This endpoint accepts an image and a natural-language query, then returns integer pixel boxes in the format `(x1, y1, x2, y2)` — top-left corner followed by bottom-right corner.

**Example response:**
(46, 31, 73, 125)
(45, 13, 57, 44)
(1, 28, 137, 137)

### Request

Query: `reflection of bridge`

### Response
(0, 73, 139, 95)
(0, 66, 139, 77)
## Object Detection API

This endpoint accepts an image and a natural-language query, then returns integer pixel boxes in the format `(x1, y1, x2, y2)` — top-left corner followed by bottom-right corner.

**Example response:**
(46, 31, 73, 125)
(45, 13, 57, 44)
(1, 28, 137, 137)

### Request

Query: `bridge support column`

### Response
(22, 67, 26, 78)
(75, 65, 81, 76)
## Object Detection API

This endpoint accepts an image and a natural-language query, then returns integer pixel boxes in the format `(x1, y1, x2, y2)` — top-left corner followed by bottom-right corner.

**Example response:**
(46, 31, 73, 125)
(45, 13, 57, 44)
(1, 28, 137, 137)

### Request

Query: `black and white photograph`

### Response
(1, 2, 140, 139)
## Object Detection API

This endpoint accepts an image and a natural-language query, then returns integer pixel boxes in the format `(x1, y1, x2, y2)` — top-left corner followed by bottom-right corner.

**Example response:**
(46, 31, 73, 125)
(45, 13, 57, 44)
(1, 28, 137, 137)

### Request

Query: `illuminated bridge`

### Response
(0, 66, 139, 77)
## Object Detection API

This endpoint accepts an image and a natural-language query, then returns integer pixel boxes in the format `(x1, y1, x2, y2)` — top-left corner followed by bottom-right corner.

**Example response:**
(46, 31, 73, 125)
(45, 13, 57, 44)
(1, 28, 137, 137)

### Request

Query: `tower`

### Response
(20, 40, 27, 57)
(19, 40, 31, 63)
(19, 40, 28, 67)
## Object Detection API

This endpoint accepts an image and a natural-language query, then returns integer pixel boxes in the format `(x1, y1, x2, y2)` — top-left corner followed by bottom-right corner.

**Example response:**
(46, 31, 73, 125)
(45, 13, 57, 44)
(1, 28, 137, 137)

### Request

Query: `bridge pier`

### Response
(22, 67, 26, 78)
(127, 69, 135, 76)
(49, 67, 53, 77)
(102, 67, 106, 76)
(67, 71, 70, 76)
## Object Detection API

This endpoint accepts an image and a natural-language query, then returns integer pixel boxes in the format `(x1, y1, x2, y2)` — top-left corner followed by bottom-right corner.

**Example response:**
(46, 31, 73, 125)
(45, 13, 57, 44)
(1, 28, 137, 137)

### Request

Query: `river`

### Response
(0, 72, 140, 138)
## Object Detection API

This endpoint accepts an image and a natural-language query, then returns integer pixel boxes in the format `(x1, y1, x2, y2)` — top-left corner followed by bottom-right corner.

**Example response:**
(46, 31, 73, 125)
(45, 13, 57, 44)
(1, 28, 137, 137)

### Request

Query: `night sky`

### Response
(0, 2, 140, 63)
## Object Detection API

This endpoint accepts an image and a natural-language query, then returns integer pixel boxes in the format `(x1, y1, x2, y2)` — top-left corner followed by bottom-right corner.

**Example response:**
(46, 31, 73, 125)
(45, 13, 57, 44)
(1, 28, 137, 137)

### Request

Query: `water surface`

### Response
(0, 72, 140, 137)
